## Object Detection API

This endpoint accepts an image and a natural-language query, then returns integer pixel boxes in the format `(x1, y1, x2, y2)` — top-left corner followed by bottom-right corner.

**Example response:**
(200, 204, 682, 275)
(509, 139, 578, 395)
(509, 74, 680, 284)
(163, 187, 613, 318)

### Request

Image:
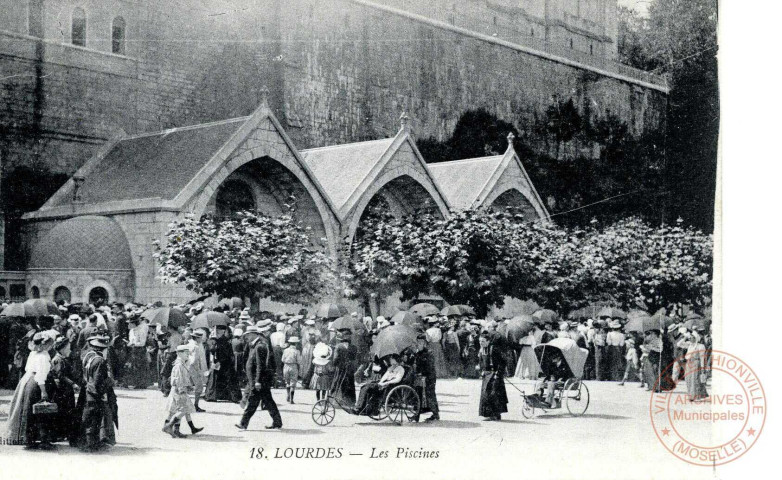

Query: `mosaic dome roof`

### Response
(29, 216, 133, 270)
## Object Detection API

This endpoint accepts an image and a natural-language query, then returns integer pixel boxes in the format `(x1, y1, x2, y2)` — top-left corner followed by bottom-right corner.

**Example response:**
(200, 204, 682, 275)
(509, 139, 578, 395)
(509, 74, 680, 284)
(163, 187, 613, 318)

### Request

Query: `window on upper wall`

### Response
(569, 38, 574, 49)
(590, 44, 594, 55)
(112, 16, 126, 54)
(72, 7, 86, 46)
(28, 0, 44, 37)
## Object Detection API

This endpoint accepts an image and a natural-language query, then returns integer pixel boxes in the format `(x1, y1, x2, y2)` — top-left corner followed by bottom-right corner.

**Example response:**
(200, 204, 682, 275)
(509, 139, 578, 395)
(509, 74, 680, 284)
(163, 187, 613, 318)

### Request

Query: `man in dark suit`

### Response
(236, 322, 282, 430)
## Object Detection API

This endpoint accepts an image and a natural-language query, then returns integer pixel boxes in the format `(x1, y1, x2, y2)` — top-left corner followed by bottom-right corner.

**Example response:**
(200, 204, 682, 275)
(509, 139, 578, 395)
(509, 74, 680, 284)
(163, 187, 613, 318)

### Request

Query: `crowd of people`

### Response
(0, 300, 711, 451)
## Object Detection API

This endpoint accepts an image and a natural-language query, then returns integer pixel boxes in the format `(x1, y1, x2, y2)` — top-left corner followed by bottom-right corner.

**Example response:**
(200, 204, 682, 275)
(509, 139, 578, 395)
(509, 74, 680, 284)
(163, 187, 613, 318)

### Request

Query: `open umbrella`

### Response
(505, 315, 536, 343)
(409, 303, 440, 317)
(627, 309, 650, 320)
(1, 299, 59, 317)
(316, 303, 348, 319)
(441, 305, 474, 317)
(390, 311, 424, 330)
(507, 300, 541, 317)
(141, 307, 189, 329)
(370, 324, 418, 359)
(1, 302, 26, 317)
(26, 299, 60, 317)
(330, 315, 367, 335)
(191, 311, 230, 330)
(218, 297, 243, 310)
(651, 312, 675, 330)
(624, 316, 647, 333)
(532, 309, 559, 325)
(597, 307, 627, 319)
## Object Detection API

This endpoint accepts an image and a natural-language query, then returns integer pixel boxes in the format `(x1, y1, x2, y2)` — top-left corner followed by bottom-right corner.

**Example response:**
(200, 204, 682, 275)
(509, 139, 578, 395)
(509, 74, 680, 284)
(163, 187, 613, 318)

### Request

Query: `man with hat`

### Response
(331, 328, 357, 407)
(205, 324, 240, 403)
(281, 336, 302, 403)
(236, 321, 282, 430)
(50, 335, 79, 445)
(415, 333, 440, 422)
(78, 334, 117, 452)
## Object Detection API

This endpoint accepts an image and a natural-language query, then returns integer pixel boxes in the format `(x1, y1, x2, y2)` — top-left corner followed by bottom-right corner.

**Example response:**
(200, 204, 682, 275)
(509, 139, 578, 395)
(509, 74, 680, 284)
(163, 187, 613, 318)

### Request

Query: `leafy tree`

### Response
(155, 210, 335, 304)
(417, 108, 518, 164)
(619, 0, 718, 231)
(345, 209, 713, 318)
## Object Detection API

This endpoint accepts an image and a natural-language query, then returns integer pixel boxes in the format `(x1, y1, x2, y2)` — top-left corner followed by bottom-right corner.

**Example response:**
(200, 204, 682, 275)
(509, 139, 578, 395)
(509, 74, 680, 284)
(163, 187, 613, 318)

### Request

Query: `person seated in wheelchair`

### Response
(527, 355, 571, 408)
(352, 354, 405, 415)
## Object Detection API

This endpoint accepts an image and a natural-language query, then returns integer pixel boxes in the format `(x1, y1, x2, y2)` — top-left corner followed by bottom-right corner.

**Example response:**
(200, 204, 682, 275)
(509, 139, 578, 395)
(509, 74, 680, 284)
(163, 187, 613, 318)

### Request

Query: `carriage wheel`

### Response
(312, 399, 336, 426)
(385, 385, 420, 425)
(368, 404, 388, 421)
(564, 379, 590, 416)
(521, 397, 536, 419)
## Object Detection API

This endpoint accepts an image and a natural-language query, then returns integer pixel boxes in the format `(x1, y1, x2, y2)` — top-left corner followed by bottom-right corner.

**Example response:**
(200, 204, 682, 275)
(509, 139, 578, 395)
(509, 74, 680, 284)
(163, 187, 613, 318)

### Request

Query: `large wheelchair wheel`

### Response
(312, 398, 336, 426)
(563, 379, 590, 416)
(384, 385, 420, 425)
(368, 405, 388, 421)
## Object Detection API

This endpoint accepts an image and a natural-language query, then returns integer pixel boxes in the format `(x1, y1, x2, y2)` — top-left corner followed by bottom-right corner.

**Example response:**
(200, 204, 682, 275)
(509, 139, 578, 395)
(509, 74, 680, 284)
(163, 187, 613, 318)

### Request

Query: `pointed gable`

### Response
(428, 155, 504, 210)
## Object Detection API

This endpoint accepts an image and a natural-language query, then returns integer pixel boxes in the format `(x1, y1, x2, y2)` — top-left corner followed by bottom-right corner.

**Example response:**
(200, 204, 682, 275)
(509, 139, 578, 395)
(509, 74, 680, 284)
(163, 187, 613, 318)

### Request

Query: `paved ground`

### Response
(0, 379, 715, 480)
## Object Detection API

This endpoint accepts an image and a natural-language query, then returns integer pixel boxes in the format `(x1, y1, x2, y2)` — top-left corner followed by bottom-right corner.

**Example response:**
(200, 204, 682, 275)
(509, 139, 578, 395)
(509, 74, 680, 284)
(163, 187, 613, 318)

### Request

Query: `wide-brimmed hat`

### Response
(87, 335, 109, 349)
(54, 336, 70, 351)
(312, 344, 332, 365)
(68, 314, 80, 322)
(29, 331, 56, 352)
(176, 345, 190, 352)
(304, 319, 315, 326)
(287, 336, 300, 343)
(608, 320, 622, 329)
(239, 311, 252, 320)
(243, 326, 260, 336)
(257, 319, 273, 332)
(233, 328, 244, 337)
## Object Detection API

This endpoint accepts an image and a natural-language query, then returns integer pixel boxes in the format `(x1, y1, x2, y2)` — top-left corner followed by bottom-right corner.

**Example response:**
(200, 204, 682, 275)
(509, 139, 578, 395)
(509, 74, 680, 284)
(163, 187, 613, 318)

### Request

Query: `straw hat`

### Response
(312, 343, 332, 365)
(287, 336, 300, 343)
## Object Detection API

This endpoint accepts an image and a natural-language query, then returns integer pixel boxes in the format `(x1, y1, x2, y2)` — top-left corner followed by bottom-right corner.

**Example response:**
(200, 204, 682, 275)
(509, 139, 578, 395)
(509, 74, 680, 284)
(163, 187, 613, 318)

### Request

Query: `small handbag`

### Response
(32, 401, 59, 415)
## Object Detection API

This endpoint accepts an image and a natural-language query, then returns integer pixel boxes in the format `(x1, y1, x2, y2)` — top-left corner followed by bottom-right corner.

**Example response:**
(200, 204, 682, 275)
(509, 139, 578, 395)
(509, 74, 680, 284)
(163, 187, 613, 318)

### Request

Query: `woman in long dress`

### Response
(478, 333, 508, 421)
(4, 331, 55, 448)
(425, 320, 448, 378)
(514, 331, 540, 379)
(685, 331, 709, 401)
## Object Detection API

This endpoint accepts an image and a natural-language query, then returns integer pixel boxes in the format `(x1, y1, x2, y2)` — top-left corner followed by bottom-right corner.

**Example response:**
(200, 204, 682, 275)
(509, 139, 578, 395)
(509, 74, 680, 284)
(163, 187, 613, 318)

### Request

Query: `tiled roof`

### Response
(300, 138, 394, 210)
(48, 118, 246, 207)
(29, 216, 133, 270)
(427, 156, 504, 210)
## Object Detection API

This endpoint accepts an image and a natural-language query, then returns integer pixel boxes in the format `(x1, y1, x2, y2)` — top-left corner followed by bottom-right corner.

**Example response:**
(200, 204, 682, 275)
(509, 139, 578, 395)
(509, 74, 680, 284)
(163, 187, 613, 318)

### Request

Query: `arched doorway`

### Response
(207, 157, 329, 246)
(30, 286, 40, 299)
(352, 175, 446, 245)
(54, 286, 72, 304)
(0, 286, 6, 300)
(488, 188, 539, 221)
(89, 287, 109, 306)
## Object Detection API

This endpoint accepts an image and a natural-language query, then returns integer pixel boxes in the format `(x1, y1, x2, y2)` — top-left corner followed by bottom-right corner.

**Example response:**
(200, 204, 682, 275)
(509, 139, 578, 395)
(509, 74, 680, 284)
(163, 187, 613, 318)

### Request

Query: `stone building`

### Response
(22, 100, 548, 306)
(1, 0, 667, 300)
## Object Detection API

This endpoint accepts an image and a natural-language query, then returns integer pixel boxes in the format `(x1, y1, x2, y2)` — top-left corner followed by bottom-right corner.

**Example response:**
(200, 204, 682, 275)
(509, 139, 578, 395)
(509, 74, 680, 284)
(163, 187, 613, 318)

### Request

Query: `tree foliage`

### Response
(155, 211, 335, 304)
(344, 209, 713, 316)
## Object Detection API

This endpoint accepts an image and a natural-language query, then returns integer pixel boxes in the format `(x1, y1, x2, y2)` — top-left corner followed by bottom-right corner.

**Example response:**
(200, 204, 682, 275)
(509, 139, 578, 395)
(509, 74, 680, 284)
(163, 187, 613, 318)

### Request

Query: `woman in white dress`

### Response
(514, 331, 540, 379)
(5, 331, 56, 448)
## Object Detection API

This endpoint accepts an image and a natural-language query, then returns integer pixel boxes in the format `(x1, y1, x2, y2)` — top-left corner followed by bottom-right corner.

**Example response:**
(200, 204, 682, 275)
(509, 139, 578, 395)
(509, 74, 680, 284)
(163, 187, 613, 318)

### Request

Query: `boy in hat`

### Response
(281, 337, 302, 403)
(163, 345, 204, 438)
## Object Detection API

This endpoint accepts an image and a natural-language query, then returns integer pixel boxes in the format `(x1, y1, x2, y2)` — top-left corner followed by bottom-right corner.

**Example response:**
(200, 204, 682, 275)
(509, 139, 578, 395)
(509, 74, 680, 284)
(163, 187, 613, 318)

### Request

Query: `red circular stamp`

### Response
(649, 349, 765, 466)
